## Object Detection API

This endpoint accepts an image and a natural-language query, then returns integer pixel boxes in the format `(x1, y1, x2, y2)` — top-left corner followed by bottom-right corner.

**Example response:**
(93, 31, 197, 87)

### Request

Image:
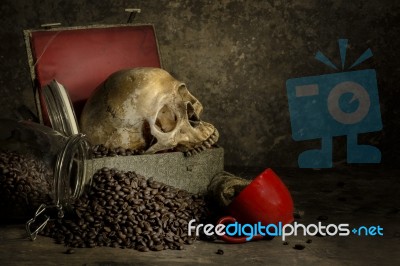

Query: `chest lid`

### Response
(24, 24, 162, 126)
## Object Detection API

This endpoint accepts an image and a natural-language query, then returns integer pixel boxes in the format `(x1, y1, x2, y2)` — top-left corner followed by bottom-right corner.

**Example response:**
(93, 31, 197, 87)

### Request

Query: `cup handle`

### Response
(217, 216, 264, 244)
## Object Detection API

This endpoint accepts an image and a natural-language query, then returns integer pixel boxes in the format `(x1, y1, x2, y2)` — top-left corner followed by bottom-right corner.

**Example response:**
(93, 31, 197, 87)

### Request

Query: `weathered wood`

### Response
(1, 167, 399, 265)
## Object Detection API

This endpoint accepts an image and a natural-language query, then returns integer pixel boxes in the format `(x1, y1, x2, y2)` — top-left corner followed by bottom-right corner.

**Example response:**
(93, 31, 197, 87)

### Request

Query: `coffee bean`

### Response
(137, 245, 149, 252)
(164, 236, 174, 243)
(293, 244, 305, 250)
(152, 244, 164, 251)
(139, 180, 147, 188)
(65, 248, 75, 254)
(149, 182, 161, 189)
(185, 238, 194, 245)
(85, 215, 94, 223)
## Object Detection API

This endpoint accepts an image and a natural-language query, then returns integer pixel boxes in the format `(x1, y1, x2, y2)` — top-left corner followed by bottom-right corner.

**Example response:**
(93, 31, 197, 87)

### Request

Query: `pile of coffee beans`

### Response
(0, 151, 52, 222)
(91, 144, 143, 158)
(42, 167, 210, 252)
(91, 144, 217, 158)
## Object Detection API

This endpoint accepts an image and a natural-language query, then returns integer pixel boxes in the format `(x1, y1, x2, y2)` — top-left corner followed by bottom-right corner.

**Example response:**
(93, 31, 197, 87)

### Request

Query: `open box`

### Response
(23, 23, 223, 194)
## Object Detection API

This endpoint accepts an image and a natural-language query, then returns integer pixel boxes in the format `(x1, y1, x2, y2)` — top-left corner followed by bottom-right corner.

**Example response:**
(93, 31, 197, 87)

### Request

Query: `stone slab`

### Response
(87, 148, 224, 194)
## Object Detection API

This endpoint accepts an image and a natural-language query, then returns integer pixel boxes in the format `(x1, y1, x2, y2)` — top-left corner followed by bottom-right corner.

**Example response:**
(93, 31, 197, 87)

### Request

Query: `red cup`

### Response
(218, 168, 294, 243)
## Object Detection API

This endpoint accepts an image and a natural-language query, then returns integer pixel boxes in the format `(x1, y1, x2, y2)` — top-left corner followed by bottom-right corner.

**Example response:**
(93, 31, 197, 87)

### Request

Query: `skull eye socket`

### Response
(155, 105, 178, 133)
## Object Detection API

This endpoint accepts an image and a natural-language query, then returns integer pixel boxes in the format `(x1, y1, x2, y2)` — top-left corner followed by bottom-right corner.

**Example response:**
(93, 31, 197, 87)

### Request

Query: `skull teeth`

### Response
(184, 128, 219, 157)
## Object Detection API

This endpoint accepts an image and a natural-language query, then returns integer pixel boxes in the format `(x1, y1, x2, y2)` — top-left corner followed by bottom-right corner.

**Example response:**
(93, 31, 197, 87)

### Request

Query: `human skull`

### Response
(80, 67, 219, 155)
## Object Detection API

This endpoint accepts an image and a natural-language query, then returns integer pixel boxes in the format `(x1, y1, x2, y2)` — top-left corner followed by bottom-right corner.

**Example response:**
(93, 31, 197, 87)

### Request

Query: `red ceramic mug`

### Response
(218, 168, 294, 243)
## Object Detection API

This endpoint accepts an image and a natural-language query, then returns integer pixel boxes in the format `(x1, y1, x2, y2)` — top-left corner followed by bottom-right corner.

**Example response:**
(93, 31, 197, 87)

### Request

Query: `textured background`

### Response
(0, 0, 399, 168)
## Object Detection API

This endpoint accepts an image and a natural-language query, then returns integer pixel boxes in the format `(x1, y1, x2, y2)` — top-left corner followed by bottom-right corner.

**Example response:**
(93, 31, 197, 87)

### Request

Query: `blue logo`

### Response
(286, 39, 382, 168)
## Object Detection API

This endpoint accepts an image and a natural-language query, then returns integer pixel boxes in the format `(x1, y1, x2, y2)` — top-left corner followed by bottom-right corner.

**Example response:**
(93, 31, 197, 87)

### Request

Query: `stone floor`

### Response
(1, 166, 399, 265)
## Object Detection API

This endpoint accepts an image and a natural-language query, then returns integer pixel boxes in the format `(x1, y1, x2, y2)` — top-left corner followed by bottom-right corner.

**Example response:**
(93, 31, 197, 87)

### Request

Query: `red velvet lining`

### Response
(29, 25, 161, 120)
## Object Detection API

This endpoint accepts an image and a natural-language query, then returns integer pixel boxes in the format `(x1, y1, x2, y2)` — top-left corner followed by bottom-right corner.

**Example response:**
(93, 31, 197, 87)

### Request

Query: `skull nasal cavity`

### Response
(155, 105, 178, 133)
(187, 102, 200, 127)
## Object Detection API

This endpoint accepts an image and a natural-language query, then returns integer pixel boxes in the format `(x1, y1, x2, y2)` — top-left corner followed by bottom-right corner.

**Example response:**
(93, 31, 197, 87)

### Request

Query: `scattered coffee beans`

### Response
(42, 168, 209, 252)
(65, 248, 75, 254)
(293, 244, 305, 250)
(216, 249, 224, 255)
(0, 151, 52, 222)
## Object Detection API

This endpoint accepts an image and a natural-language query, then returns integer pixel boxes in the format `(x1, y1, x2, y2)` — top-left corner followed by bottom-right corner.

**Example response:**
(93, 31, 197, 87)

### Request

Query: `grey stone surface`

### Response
(89, 148, 224, 194)
(0, 0, 399, 168)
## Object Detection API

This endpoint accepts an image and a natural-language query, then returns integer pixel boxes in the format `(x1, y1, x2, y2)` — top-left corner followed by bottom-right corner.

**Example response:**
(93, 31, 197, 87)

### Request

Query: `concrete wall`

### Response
(0, 0, 399, 168)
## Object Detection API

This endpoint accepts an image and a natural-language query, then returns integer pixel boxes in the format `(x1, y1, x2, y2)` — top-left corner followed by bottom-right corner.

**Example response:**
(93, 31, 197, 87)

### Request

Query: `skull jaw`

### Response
(180, 127, 219, 156)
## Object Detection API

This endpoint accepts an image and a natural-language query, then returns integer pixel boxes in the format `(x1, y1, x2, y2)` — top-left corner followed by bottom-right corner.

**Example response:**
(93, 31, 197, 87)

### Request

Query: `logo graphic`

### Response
(188, 219, 384, 241)
(286, 39, 382, 168)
